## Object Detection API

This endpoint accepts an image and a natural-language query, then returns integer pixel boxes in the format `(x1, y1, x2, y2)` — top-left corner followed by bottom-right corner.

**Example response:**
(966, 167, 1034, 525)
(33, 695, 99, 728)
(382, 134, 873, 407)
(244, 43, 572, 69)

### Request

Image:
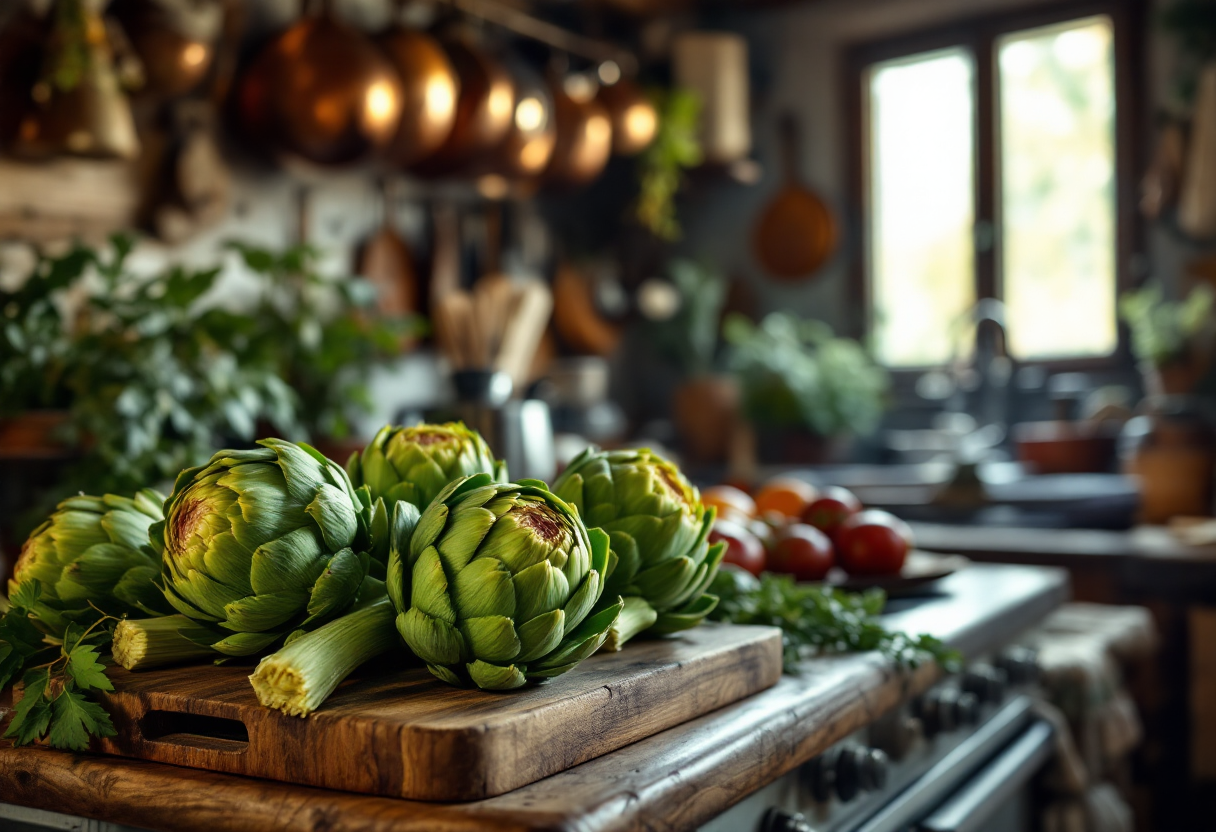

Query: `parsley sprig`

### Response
(708, 567, 961, 673)
(2, 586, 118, 751)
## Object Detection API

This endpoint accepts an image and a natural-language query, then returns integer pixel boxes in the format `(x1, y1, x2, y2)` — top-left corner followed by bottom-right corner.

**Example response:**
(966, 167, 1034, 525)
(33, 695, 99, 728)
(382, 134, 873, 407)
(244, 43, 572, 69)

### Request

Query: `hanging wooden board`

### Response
(92, 622, 782, 802)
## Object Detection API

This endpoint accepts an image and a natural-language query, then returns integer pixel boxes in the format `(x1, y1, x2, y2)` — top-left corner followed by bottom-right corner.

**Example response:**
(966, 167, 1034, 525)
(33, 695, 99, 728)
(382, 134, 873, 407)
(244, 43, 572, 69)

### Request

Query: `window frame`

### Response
(843, 0, 1145, 376)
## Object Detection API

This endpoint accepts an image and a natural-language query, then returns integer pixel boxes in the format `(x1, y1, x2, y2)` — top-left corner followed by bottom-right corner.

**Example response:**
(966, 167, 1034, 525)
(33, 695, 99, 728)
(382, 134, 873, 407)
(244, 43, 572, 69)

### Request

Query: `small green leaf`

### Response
(9, 582, 41, 610)
(67, 644, 114, 692)
(47, 688, 117, 751)
(4, 668, 51, 746)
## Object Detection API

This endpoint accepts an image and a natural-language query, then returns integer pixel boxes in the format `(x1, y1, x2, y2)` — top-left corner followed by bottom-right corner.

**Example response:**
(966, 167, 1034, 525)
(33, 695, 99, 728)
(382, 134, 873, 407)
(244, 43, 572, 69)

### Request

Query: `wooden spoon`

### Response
(752, 113, 838, 281)
(355, 179, 418, 317)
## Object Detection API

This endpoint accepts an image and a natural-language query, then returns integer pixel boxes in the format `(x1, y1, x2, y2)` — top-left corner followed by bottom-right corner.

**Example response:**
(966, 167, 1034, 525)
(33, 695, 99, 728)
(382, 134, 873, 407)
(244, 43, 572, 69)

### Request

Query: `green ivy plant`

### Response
(1119, 282, 1215, 368)
(635, 88, 703, 241)
(653, 258, 728, 377)
(723, 312, 889, 438)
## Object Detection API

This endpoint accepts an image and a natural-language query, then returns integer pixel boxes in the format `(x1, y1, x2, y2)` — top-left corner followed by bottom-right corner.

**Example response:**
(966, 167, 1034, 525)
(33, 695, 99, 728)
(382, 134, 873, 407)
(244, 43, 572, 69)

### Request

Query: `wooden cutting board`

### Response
(93, 623, 782, 802)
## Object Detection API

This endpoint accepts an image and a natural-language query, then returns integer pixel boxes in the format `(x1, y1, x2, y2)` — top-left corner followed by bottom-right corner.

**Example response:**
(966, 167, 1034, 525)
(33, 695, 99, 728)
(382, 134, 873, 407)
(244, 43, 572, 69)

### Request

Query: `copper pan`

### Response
(596, 78, 656, 156)
(485, 56, 555, 181)
(544, 74, 612, 188)
(377, 24, 458, 168)
(410, 25, 514, 177)
(236, 4, 403, 167)
(110, 0, 222, 100)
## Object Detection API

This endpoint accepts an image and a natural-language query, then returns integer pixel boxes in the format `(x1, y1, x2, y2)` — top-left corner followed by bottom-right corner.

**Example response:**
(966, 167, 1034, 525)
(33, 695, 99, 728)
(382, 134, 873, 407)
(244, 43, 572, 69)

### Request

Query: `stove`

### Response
(701, 647, 1052, 832)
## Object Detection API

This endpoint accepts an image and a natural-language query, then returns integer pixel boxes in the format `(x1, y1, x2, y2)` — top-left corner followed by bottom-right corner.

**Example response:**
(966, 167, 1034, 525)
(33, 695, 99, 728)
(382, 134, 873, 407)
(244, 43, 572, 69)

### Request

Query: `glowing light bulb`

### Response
(365, 81, 398, 126)
(515, 97, 545, 133)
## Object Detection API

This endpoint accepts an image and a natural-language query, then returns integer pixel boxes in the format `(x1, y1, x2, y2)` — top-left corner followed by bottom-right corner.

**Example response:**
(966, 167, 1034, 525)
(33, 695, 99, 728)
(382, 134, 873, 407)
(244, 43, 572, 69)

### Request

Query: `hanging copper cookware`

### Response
(545, 74, 612, 188)
(410, 25, 514, 177)
(236, 3, 403, 167)
(377, 24, 458, 167)
(487, 57, 555, 181)
(596, 78, 656, 156)
(109, 0, 222, 100)
(0, 5, 48, 150)
(11, 0, 141, 160)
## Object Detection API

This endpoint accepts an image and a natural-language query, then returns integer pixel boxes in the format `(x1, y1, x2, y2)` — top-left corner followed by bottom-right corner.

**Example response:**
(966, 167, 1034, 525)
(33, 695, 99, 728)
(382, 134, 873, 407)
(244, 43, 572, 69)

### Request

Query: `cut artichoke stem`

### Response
(250, 596, 398, 718)
(112, 615, 220, 671)
(599, 596, 658, 653)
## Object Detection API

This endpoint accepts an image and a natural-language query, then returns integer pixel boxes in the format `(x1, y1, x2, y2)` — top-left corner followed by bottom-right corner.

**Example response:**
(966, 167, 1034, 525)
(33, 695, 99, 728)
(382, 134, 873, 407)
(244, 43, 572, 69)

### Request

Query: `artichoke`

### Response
(391, 473, 623, 690)
(552, 447, 724, 648)
(118, 439, 381, 668)
(9, 490, 170, 638)
(347, 422, 506, 511)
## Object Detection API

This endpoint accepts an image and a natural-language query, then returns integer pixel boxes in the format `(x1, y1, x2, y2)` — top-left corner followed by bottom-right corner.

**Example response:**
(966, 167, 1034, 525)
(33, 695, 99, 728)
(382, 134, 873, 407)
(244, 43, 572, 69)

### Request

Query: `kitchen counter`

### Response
(0, 563, 1068, 832)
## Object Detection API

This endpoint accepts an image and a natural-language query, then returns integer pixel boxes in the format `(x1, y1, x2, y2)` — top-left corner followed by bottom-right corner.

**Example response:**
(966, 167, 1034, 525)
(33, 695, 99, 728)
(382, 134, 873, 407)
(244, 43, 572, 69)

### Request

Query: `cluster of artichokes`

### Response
(4, 419, 724, 720)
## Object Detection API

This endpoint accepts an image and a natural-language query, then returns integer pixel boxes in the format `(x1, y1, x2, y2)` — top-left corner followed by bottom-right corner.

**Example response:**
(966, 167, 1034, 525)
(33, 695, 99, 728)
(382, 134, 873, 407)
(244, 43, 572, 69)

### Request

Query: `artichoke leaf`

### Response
(303, 548, 364, 623)
(249, 527, 325, 595)
(460, 615, 521, 662)
(398, 608, 464, 665)
(515, 609, 565, 662)
(306, 483, 360, 552)
(466, 660, 527, 690)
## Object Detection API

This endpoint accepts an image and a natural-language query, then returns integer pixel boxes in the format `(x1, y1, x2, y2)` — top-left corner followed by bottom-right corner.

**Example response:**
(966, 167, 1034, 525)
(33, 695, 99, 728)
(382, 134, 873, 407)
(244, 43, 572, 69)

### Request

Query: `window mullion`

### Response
(974, 33, 999, 303)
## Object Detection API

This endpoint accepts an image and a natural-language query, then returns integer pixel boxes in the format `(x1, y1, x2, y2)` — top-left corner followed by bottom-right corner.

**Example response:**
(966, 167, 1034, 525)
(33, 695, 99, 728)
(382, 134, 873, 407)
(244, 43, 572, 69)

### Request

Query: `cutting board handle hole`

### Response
(141, 710, 250, 753)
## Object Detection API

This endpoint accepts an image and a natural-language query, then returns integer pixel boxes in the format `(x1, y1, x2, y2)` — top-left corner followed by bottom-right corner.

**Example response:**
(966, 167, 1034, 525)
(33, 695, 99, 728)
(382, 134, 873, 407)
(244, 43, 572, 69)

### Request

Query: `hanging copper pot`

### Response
(377, 24, 458, 167)
(236, 4, 403, 167)
(109, 0, 222, 101)
(487, 57, 555, 181)
(12, 0, 141, 160)
(545, 74, 612, 188)
(410, 25, 514, 177)
(597, 78, 656, 156)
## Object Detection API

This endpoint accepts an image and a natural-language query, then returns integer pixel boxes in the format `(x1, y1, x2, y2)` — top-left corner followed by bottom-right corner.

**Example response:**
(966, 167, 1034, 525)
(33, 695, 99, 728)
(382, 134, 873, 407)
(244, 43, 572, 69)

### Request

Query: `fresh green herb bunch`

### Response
(391, 474, 623, 690)
(635, 87, 703, 240)
(3, 612, 118, 751)
(708, 566, 960, 673)
(347, 422, 506, 511)
(724, 312, 888, 439)
(552, 447, 725, 648)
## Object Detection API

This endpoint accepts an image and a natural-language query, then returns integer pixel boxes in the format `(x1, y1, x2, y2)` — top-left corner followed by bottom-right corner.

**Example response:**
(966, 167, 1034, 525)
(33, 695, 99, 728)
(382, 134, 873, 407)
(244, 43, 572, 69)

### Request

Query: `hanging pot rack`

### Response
(442, 0, 638, 77)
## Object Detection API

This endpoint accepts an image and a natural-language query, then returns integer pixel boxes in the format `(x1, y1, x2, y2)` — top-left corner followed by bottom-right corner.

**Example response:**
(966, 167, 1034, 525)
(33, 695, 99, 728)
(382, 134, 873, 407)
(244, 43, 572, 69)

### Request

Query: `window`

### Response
(851, 3, 1135, 369)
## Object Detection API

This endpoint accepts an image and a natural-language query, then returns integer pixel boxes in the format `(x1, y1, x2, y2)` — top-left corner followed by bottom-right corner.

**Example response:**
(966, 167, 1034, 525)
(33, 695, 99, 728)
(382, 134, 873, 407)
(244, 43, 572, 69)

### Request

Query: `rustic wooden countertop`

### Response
(0, 563, 1068, 832)
(911, 523, 1216, 566)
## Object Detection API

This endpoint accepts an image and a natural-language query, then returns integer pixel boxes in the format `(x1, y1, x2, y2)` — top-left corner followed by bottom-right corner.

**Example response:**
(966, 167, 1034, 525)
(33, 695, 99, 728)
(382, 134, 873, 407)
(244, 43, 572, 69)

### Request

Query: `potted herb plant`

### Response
(723, 312, 888, 463)
(1119, 282, 1215, 396)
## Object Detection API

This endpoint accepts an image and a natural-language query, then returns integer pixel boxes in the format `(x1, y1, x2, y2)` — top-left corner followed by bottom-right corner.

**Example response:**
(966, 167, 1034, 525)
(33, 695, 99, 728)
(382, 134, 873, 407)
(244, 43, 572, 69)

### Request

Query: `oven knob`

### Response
(918, 688, 958, 737)
(760, 808, 814, 832)
(962, 665, 1006, 704)
(806, 747, 841, 803)
(996, 647, 1039, 685)
(869, 712, 922, 761)
(835, 747, 890, 801)
(954, 691, 980, 726)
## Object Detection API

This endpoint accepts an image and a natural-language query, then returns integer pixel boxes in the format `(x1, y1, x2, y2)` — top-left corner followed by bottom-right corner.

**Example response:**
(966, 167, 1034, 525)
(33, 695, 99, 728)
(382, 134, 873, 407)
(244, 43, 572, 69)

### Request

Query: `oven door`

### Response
(853, 696, 1056, 832)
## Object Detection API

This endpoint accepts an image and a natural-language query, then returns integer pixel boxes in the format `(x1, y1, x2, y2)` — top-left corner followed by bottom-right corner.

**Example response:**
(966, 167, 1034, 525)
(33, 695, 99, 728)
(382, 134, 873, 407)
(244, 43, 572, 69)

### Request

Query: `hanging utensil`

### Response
(597, 76, 656, 156)
(411, 24, 515, 177)
(487, 55, 555, 180)
(545, 72, 612, 188)
(12, 0, 142, 160)
(355, 178, 419, 318)
(109, 0, 222, 101)
(377, 15, 458, 168)
(235, 0, 403, 167)
(752, 113, 838, 281)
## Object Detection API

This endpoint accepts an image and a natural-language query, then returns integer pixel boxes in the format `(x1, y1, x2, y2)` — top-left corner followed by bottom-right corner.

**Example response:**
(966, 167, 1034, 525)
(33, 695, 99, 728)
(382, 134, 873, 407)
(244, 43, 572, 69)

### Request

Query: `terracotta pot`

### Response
(672, 375, 739, 464)
(0, 411, 73, 456)
(1121, 399, 1216, 523)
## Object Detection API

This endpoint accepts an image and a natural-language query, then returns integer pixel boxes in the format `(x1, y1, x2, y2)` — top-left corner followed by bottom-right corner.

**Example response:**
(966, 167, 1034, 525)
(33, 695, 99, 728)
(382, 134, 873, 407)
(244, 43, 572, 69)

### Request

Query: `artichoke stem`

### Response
(600, 596, 657, 653)
(113, 615, 218, 671)
(250, 596, 398, 718)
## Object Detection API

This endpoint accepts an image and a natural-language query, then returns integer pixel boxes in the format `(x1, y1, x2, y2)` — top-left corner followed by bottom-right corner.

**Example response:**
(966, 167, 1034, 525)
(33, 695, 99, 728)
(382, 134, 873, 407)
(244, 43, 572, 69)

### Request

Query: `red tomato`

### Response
(835, 510, 912, 576)
(709, 519, 767, 577)
(767, 523, 834, 581)
(801, 486, 863, 539)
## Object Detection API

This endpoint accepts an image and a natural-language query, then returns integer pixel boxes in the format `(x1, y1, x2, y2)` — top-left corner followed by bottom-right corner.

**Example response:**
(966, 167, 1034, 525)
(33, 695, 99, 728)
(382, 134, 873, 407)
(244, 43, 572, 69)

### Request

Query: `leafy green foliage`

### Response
(227, 242, 423, 440)
(723, 313, 889, 438)
(1119, 282, 1215, 368)
(654, 259, 728, 377)
(635, 88, 703, 240)
(708, 567, 959, 673)
(2, 614, 117, 751)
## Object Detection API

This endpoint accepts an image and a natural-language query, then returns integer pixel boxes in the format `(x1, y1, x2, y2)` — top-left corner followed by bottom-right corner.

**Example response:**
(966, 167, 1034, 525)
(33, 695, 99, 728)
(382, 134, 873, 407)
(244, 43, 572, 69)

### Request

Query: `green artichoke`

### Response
(9, 490, 170, 638)
(391, 473, 622, 690)
(150, 439, 380, 659)
(347, 422, 506, 511)
(552, 447, 724, 648)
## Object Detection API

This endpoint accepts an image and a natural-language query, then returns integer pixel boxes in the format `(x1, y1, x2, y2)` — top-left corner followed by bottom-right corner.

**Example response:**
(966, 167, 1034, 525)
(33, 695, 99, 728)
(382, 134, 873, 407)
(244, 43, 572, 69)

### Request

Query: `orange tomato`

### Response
(701, 485, 758, 519)
(753, 478, 818, 520)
